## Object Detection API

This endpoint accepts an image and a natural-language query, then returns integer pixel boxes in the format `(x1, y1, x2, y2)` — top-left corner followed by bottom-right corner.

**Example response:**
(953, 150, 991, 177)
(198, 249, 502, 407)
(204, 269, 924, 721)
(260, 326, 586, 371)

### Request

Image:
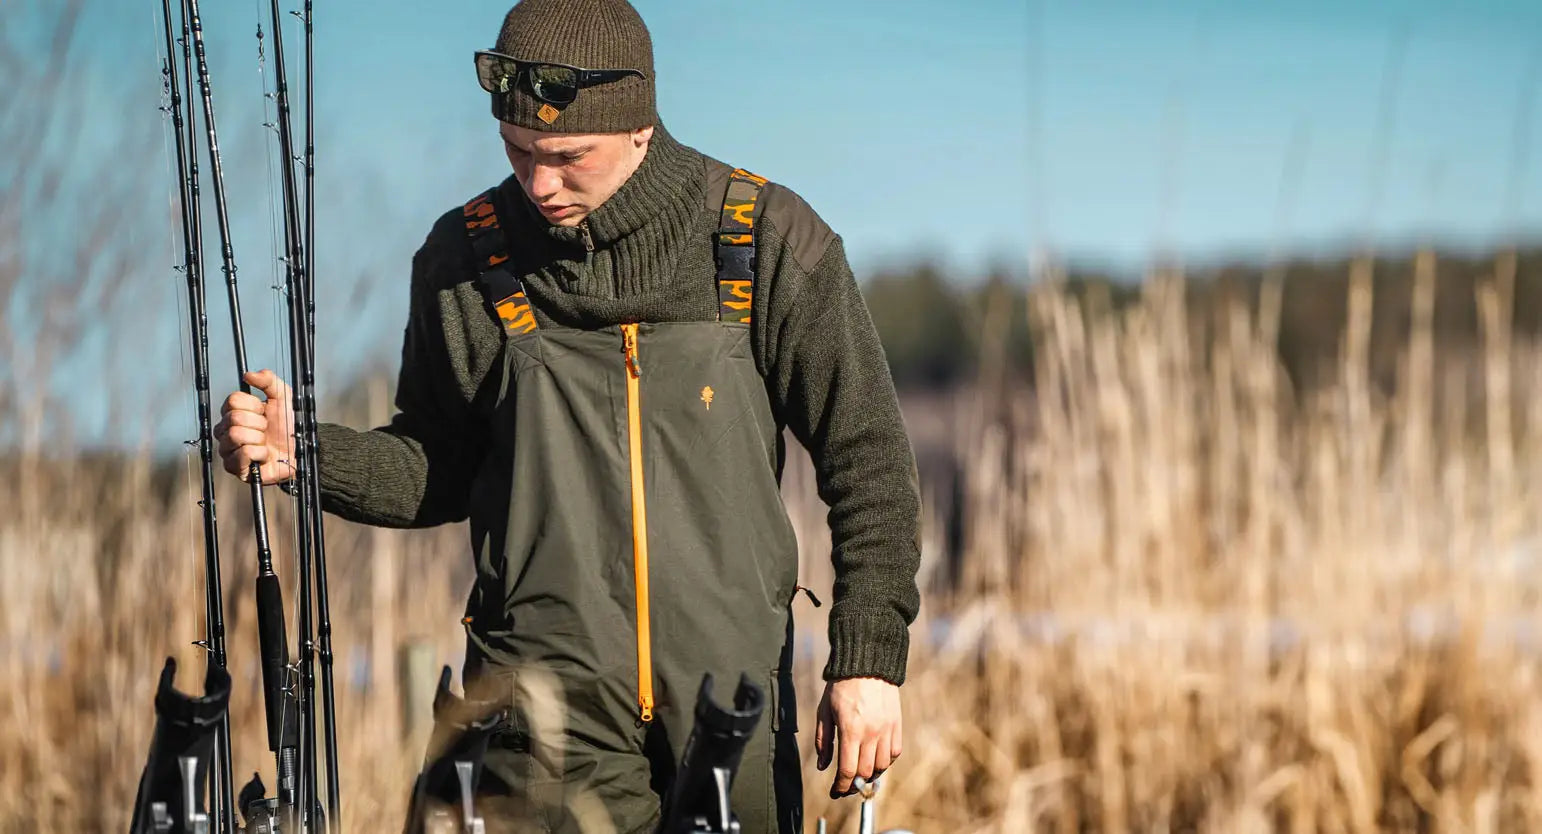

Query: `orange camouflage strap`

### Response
(464, 190, 538, 336)
(715, 168, 767, 325)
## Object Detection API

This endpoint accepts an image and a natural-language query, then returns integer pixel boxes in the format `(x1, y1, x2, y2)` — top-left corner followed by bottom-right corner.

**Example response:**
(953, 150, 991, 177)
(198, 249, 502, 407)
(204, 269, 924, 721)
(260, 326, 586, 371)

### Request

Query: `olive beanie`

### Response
(489, 0, 658, 132)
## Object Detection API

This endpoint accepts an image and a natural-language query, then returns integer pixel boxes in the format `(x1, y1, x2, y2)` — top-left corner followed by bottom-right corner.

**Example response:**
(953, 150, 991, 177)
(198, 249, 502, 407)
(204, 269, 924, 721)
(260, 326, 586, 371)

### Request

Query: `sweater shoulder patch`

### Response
(702, 157, 835, 275)
(757, 182, 837, 276)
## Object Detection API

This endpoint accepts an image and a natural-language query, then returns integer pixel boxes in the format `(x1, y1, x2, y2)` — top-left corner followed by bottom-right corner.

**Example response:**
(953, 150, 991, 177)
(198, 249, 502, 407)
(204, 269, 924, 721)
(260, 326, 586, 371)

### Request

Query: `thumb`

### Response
(244, 369, 290, 404)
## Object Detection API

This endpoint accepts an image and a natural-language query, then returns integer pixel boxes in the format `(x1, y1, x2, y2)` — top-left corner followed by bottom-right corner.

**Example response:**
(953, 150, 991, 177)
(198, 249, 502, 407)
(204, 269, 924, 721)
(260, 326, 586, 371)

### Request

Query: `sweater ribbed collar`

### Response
(508, 123, 704, 252)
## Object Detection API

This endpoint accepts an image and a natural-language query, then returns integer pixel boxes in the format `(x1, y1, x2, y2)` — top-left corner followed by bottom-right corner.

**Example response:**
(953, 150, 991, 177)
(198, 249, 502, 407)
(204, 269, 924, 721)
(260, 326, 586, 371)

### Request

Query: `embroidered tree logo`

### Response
(700, 386, 714, 410)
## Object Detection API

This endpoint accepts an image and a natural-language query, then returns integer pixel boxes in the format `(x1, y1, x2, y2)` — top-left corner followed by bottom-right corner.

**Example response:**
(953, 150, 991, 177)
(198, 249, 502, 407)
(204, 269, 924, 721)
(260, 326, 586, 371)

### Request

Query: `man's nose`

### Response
(529, 164, 562, 201)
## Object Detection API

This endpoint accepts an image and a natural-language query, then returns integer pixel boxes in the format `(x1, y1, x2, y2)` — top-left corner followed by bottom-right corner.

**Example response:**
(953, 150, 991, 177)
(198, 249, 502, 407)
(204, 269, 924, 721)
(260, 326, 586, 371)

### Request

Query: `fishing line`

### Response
(253, 0, 301, 608)
(153, 0, 202, 639)
(255, 0, 299, 545)
(257, 1, 291, 441)
(153, 0, 196, 421)
(153, 0, 206, 675)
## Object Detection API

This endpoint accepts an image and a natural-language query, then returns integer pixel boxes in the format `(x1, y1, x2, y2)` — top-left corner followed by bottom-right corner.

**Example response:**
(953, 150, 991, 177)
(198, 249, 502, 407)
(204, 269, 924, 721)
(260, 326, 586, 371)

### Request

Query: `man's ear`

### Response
(632, 125, 655, 148)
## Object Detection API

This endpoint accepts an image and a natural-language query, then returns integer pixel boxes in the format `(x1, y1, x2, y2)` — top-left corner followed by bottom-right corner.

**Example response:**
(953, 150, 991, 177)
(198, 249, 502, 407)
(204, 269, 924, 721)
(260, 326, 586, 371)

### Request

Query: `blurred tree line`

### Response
(863, 246, 1542, 395)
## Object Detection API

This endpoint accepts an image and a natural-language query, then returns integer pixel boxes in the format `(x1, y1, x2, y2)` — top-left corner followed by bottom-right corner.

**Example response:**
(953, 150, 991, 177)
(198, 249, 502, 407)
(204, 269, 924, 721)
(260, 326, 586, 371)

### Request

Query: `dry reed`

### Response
(5, 254, 1542, 833)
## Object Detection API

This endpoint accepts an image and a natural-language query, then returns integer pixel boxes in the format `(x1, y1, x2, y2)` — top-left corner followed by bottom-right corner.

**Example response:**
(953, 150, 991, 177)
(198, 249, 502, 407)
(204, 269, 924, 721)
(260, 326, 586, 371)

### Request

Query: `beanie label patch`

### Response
(537, 103, 561, 124)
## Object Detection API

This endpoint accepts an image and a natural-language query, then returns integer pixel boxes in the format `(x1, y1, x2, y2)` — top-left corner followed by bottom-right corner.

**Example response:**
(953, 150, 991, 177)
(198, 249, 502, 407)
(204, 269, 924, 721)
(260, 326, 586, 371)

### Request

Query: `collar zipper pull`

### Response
(580, 220, 596, 271)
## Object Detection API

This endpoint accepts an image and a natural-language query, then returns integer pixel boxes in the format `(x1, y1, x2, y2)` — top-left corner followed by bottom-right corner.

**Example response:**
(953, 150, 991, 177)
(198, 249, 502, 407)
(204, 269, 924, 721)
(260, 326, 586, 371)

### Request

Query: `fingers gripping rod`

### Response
(821, 777, 914, 834)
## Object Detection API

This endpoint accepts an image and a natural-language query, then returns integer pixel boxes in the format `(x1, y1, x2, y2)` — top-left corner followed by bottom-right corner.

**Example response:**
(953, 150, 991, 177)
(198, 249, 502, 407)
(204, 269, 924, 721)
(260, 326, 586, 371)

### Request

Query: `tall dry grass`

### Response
(5, 252, 1542, 833)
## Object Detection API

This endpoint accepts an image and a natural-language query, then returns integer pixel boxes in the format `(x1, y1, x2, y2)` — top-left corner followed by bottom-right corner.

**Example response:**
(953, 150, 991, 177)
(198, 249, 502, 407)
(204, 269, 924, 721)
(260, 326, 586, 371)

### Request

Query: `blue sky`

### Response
(66, 0, 1542, 269)
(9, 0, 1542, 447)
(314, 0, 1542, 270)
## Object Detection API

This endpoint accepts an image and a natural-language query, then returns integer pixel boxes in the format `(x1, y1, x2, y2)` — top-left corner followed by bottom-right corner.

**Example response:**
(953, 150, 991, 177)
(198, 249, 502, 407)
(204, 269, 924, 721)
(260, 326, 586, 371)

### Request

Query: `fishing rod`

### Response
(259, 0, 318, 825)
(136, 0, 346, 829)
(184, 0, 305, 827)
(155, 0, 237, 828)
(296, 0, 344, 822)
(260, 0, 344, 827)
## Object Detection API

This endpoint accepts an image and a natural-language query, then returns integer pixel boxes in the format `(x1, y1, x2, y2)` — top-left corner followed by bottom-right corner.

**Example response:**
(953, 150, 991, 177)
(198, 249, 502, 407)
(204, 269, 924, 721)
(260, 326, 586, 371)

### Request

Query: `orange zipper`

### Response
(621, 323, 654, 723)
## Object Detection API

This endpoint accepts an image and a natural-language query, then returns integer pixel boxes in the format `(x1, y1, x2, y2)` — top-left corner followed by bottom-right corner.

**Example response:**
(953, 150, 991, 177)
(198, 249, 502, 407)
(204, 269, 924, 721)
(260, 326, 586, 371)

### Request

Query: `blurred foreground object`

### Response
(129, 659, 231, 834)
(658, 673, 764, 834)
(402, 666, 501, 834)
(402, 669, 770, 833)
(851, 776, 913, 834)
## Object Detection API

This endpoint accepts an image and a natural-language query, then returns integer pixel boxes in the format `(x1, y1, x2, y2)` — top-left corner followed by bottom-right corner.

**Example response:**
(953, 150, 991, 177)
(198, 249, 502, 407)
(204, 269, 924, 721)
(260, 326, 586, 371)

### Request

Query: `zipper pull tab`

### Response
(580, 221, 596, 271)
(622, 323, 642, 377)
(793, 585, 823, 608)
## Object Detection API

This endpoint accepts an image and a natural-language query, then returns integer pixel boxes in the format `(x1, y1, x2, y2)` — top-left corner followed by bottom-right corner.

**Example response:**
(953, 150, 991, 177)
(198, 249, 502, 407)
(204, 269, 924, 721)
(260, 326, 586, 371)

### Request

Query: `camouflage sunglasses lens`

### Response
(526, 64, 580, 105)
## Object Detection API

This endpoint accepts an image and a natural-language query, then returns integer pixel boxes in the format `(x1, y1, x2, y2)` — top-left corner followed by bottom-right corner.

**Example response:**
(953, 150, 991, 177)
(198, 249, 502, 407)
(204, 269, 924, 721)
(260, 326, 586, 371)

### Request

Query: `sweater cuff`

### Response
(315, 422, 368, 507)
(824, 610, 911, 686)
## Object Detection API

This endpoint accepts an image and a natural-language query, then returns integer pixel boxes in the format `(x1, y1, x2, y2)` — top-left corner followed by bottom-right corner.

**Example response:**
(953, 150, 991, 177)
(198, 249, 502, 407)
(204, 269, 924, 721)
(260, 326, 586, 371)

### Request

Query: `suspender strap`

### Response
(714, 168, 767, 324)
(464, 173, 763, 331)
(463, 190, 538, 336)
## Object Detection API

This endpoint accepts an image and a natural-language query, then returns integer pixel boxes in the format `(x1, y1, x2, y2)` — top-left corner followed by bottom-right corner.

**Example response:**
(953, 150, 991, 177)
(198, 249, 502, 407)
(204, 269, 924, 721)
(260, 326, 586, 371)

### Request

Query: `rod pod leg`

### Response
(129, 658, 230, 834)
(406, 667, 502, 834)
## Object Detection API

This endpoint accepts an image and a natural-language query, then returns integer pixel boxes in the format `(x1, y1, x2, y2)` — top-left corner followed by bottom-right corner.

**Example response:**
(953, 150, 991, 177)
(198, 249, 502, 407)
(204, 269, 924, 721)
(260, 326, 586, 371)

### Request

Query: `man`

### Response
(213, 0, 920, 831)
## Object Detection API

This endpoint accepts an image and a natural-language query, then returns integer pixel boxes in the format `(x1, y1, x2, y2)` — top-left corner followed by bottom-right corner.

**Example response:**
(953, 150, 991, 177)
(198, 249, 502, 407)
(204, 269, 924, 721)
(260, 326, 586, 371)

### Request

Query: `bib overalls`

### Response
(456, 172, 805, 834)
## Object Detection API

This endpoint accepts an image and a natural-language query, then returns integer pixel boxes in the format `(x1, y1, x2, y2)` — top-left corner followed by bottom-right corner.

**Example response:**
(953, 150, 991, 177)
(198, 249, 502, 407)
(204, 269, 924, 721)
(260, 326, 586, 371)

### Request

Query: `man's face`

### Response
(499, 121, 654, 227)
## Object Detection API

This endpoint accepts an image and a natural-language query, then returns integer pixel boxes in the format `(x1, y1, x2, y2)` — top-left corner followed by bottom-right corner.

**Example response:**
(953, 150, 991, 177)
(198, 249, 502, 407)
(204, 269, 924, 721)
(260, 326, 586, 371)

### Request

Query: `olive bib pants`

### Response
(460, 320, 805, 834)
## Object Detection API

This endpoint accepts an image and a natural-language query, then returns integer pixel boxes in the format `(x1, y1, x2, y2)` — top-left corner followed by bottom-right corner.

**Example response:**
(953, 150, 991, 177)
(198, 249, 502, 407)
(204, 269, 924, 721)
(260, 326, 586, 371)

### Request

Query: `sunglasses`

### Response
(475, 50, 645, 107)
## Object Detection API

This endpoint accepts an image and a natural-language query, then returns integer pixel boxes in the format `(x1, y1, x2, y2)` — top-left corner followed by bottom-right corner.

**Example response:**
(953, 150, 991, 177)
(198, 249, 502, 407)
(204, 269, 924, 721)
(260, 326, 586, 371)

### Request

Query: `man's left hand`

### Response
(814, 676, 903, 798)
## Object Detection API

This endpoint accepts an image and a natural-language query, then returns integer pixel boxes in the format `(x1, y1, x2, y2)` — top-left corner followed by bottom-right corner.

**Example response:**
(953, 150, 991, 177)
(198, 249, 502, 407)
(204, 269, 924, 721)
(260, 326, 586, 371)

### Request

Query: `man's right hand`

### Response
(213, 369, 297, 485)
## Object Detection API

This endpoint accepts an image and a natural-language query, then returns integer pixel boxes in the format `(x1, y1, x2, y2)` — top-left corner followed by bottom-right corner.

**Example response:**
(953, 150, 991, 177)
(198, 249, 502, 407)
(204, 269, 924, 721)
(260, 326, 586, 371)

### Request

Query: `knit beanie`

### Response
(489, 0, 658, 133)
